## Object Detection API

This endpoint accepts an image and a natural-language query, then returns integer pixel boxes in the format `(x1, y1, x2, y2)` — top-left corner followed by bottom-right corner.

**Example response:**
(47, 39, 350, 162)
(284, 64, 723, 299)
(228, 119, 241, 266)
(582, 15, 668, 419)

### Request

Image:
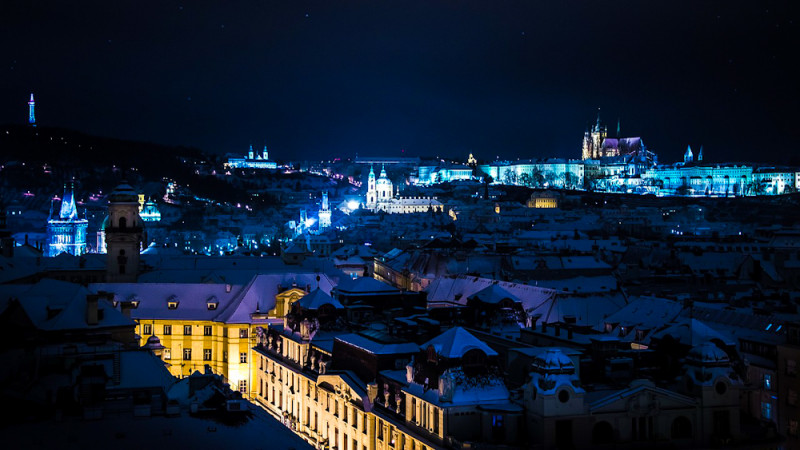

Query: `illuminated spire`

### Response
(59, 182, 78, 220)
(616, 118, 620, 138)
(263, 145, 268, 160)
(28, 93, 36, 127)
(248, 144, 254, 160)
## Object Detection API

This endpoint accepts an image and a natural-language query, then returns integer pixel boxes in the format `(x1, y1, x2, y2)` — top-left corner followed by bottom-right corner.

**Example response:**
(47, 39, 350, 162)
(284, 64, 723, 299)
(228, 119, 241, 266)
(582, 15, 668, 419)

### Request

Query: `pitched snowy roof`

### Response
(216, 273, 336, 323)
(90, 282, 242, 322)
(420, 327, 497, 359)
(296, 288, 343, 310)
(467, 284, 520, 304)
(2, 280, 134, 331)
(335, 333, 419, 355)
(335, 276, 399, 295)
(425, 275, 556, 312)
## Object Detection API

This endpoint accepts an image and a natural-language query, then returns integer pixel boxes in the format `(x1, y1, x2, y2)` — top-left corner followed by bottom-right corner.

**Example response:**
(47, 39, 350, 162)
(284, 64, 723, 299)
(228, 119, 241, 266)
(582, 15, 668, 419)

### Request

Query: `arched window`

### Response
(119, 216, 127, 229)
(671, 416, 692, 439)
(117, 249, 127, 275)
(462, 349, 487, 375)
(592, 421, 614, 444)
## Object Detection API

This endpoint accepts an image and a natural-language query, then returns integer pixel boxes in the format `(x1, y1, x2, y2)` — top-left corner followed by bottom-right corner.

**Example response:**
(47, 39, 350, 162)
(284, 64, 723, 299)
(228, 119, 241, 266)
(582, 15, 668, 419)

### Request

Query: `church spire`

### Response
(616, 118, 620, 138)
(59, 182, 78, 220)
(595, 108, 601, 132)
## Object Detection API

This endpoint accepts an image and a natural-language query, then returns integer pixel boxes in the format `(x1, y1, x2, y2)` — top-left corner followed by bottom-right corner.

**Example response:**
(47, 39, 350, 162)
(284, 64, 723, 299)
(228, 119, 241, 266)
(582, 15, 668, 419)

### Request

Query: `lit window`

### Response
(761, 401, 772, 420)
(240, 328, 249, 338)
(764, 374, 772, 390)
(164, 348, 171, 360)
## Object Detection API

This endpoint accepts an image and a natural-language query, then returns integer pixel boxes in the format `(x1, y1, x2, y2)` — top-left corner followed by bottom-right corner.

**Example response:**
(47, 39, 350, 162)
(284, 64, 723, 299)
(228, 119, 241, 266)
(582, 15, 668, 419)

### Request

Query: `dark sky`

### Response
(1, 1, 798, 163)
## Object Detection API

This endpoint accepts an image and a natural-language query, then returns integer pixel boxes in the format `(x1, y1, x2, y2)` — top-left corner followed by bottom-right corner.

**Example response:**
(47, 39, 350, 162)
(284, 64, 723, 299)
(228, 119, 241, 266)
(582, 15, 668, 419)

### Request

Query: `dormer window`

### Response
(207, 296, 219, 310)
(167, 295, 179, 310)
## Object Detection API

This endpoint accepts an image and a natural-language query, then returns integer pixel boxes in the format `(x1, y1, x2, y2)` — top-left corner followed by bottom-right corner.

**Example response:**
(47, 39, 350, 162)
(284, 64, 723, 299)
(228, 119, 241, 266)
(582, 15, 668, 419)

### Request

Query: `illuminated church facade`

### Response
(226, 145, 277, 169)
(46, 183, 88, 257)
(366, 165, 443, 213)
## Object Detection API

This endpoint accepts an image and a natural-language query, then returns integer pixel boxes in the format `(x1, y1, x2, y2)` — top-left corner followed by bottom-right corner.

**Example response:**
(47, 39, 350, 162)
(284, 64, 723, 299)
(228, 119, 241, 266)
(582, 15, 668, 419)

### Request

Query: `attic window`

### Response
(207, 296, 219, 310)
(167, 295, 179, 310)
(130, 301, 140, 309)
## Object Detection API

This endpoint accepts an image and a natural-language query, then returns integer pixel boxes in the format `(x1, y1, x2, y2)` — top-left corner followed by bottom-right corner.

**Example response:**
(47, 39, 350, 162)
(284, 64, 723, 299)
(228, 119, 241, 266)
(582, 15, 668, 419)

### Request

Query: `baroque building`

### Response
(366, 165, 444, 214)
(46, 183, 88, 257)
(226, 144, 278, 169)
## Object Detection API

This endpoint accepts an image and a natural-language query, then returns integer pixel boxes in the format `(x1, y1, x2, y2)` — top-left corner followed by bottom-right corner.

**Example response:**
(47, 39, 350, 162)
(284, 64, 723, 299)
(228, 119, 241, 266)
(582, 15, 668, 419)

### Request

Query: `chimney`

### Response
(554, 324, 561, 337)
(568, 328, 574, 340)
(86, 294, 99, 326)
(120, 301, 132, 318)
(542, 322, 547, 333)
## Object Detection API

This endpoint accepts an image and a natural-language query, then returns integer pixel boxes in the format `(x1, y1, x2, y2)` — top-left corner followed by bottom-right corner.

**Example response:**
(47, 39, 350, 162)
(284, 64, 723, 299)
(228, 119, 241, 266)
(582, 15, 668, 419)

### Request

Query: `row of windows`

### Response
(161, 348, 246, 363)
(141, 324, 249, 338)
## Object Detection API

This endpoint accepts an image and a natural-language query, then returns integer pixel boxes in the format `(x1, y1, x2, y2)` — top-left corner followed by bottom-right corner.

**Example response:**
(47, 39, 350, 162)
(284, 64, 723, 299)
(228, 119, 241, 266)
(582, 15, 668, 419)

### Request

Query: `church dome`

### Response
(143, 334, 165, 350)
(108, 182, 139, 203)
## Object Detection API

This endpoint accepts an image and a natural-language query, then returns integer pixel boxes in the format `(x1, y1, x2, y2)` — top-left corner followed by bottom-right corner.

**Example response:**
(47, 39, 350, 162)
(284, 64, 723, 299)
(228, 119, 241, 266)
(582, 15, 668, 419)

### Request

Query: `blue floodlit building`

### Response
(139, 200, 162, 222)
(46, 183, 88, 257)
(226, 145, 277, 169)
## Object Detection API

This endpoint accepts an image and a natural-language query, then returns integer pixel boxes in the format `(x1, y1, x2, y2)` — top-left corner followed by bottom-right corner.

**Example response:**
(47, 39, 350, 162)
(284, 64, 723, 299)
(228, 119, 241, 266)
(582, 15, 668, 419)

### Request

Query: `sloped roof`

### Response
(296, 288, 343, 310)
(2, 279, 134, 331)
(467, 284, 520, 304)
(335, 276, 399, 295)
(420, 327, 498, 359)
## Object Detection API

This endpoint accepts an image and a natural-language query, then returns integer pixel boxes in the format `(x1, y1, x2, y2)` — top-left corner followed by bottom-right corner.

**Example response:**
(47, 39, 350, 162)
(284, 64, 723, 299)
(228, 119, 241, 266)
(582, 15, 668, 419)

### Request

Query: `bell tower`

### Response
(104, 182, 145, 282)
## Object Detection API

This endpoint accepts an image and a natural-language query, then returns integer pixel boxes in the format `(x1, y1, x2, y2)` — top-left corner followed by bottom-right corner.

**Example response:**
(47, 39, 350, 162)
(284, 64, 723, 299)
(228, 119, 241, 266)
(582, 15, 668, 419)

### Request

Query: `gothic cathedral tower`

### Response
(104, 183, 145, 282)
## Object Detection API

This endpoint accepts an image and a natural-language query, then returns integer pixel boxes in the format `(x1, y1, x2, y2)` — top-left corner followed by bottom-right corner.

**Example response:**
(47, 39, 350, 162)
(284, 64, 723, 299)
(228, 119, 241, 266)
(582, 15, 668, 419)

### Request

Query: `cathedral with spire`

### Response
(46, 183, 88, 257)
(581, 110, 645, 160)
(365, 165, 443, 213)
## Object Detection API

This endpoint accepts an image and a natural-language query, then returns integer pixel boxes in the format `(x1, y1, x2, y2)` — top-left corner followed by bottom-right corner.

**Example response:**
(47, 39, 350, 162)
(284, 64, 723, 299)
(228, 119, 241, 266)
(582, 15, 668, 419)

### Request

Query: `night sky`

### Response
(1, 1, 798, 163)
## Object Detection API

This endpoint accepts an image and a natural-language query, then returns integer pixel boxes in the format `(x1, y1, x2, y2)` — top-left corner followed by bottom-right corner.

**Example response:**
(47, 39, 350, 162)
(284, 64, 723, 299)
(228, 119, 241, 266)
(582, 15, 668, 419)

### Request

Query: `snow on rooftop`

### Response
(420, 327, 498, 359)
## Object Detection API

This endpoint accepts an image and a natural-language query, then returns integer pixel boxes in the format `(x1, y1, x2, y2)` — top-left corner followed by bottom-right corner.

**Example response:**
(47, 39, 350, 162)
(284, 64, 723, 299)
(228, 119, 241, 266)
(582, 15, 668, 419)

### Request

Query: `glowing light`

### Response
(305, 218, 316, 227)
(347, 200, 360, 210)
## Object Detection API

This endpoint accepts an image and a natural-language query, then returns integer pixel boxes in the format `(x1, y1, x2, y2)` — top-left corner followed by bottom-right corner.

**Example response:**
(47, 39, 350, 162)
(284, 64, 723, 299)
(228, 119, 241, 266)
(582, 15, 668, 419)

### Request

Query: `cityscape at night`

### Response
(1, 1, 799, 449)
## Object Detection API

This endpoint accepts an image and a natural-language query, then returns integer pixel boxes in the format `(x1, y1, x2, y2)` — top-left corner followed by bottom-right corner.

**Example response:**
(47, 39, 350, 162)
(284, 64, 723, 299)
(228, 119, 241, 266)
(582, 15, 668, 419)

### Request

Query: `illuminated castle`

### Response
(226, 144, 277, 169)
(46, 183, 88, 257)
(365, 165, 443, 213)
(581, 111, 643, 160)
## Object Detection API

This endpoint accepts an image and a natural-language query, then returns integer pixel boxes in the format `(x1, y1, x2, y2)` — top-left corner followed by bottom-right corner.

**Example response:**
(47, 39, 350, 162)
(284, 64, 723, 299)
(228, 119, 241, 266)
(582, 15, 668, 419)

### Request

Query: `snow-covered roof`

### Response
(1, 280, 135, 331)
(335, 276, 399, 295)
(335, 333, 419, 355)
(467, 283, 520, 304)
(296, 288, 343, 310)
(425, 275, 556, 312)
(420, 327, 498, 359)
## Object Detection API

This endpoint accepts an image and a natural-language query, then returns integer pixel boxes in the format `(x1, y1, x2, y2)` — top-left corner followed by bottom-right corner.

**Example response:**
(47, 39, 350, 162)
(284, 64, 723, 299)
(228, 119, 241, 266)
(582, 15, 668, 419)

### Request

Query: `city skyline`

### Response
(1, 1, 798, 163)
